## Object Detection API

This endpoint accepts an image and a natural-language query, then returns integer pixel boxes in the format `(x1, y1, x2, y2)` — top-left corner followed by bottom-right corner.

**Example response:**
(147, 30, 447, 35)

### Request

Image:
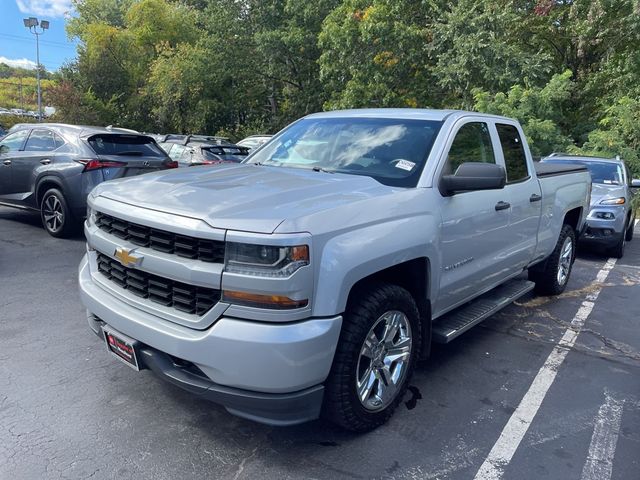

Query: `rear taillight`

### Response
(166, 160, 179, 169)
(75, 159, 126, 171)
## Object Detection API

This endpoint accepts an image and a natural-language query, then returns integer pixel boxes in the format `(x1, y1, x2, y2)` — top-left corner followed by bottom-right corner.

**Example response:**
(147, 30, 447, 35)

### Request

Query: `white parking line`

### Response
(581, 391, 624, 480)
(473, 258, 617, 480)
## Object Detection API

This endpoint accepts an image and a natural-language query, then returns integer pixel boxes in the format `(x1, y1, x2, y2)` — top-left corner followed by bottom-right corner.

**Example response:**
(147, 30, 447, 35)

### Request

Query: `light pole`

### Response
(23, 16, 49, 121)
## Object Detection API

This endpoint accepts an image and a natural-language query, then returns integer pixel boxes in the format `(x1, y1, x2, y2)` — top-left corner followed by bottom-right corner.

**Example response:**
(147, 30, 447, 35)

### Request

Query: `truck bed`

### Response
(535, 162, 588, 177)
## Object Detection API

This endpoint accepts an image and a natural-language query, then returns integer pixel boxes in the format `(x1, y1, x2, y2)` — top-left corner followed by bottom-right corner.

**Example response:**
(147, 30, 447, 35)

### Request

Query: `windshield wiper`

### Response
(312, 166, 334, 173)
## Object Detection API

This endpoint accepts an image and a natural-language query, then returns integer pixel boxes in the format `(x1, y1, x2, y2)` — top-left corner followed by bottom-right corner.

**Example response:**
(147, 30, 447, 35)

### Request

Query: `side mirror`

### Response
(631, 179, 640, 188)
(0, 144, 7, 155)
(440, 162, 506, 196)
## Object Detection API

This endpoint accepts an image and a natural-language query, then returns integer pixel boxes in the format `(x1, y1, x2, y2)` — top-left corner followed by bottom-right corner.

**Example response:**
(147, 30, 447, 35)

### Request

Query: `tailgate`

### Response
(86, 133, 170, 179)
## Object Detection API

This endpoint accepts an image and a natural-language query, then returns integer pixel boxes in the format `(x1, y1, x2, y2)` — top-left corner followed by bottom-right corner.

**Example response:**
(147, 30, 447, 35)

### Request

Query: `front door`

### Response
(435, 120, 513, 316)
(12, 129, 64, 202)
(0, 129, 30, 199)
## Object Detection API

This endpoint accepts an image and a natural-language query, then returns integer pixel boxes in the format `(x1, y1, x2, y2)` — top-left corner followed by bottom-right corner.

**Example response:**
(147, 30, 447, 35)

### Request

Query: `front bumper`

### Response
(79, 254, 342, 425)
(580, 206, 627, 247)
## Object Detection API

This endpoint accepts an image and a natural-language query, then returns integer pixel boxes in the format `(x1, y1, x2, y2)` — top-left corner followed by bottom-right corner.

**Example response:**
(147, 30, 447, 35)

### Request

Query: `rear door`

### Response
(495, 123, 542, 270)
(0, 129, 30, 199)
(12, 129, 65, 198)
(85, 134, 170, 180)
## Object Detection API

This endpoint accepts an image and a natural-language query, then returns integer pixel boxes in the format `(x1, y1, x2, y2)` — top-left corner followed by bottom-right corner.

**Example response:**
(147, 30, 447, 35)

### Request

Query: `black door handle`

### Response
(40, 158, 51, 165)
(530, 193, 542, 202)
(2, 159, 10, 166)
(495, 201, 511, 211)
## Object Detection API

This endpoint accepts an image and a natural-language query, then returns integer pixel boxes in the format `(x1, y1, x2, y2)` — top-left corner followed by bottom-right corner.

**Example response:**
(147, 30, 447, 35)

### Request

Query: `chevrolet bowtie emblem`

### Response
(114, 247, 143, 268)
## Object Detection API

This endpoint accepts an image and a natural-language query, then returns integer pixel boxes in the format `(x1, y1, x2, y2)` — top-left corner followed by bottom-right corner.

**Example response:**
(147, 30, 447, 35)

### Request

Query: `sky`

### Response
(0, 0, 78, 72)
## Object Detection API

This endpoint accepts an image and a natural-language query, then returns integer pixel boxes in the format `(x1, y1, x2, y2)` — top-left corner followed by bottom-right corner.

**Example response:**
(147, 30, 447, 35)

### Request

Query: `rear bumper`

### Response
(79, 254, 342, 425)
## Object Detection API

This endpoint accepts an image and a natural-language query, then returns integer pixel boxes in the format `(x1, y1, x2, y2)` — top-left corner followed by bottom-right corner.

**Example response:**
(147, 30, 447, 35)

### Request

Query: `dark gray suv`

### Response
(0, 123, 176, 237)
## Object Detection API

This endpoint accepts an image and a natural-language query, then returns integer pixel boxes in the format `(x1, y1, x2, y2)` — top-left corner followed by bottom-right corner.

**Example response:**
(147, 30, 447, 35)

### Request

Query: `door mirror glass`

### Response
(0, 144, 8, 155)
(440, 162, 506, 196)
(631, 179, 640, 188)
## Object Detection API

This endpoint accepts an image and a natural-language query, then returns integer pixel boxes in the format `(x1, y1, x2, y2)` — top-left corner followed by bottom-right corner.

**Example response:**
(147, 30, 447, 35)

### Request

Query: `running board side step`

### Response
(432, 279, 535, 343)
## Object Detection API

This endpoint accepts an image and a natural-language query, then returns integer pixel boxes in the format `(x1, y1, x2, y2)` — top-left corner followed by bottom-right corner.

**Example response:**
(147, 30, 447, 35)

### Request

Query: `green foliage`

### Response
(473, 71, 574, 157)
(573, 97, 640, 177)
(44, 0, 640, 162)
(0, 63, 56, 110)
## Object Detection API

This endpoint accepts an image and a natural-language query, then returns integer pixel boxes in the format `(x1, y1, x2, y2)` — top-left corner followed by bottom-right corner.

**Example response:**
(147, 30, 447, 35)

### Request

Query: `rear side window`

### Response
(496, 124, 529, 183)
(88, 134, 166, 157)
(24, 129, 58, 152)
(167, 144, 187, 161)
(444, 122, 495, 175)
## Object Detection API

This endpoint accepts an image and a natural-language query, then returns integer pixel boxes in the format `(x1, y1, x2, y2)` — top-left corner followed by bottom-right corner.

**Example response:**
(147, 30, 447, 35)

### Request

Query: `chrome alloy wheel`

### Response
(43, 194, 64, 233)
(356, 310, 413, 411)
(557, 236, 573, 286)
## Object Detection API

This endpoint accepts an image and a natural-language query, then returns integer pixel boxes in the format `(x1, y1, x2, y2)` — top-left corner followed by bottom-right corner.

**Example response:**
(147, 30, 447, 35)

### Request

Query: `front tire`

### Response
(323, 283, 421, 432)
(529, 224, 576, 295)
(625, 218, 634, 242)
(610, 232, 626, 259)
(40, 188, 75, 238)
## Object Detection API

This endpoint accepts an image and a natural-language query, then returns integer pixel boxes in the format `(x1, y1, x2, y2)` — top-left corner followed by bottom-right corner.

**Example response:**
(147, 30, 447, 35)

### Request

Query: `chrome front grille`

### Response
(95, 212, 225, 263)
(96, 252, 220, 315)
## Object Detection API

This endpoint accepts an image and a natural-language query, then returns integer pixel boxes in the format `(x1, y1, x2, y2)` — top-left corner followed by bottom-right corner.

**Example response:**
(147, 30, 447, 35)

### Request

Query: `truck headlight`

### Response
(224, 243, 309, 277)
(599, 197, 625, 205)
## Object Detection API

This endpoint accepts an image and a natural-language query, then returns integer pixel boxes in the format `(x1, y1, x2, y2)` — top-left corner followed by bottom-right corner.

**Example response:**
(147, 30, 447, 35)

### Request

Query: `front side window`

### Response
(24, 129, 57, 152)
(496, 124, 529, 183)
(444, 122, 495, 175)
(0, 130, 30, 154)
(248, 117, 443, 187)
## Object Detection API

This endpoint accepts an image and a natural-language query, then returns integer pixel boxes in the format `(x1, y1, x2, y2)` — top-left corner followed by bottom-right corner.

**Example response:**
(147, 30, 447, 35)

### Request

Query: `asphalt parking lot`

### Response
(1, 207, 639, 480)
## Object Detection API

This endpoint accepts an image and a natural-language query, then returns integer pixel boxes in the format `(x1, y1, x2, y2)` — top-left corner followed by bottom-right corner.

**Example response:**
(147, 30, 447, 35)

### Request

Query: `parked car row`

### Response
(0, 107, 52, 118)
(157, 134, 250, 166)
(1, 110, 638, 432)
(80, 109, 595, 431)
(0, 123, 176, 237)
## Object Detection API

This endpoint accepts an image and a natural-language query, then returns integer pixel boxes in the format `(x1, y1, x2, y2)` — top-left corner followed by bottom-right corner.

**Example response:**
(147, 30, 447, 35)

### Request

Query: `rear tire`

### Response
(322, 283, 421, 432)
(529, 224, 576, 295)
(40, 188, 75, 238)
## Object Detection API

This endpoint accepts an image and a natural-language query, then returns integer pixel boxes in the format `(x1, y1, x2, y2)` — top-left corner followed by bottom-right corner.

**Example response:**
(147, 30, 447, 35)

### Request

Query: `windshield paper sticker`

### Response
(395, 160, 415, 171)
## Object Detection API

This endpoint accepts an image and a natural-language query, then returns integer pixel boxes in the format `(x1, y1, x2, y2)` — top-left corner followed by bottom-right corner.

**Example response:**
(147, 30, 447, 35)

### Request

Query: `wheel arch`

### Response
(345, 258, 432, 359)
(36, 176, 66, 206)
(563, 206, 583, 232)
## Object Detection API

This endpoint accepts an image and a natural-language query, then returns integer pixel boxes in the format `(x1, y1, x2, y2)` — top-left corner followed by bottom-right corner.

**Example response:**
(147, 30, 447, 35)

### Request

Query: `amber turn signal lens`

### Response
(291, 245, 309, 262)
(223, 290, 308, 309)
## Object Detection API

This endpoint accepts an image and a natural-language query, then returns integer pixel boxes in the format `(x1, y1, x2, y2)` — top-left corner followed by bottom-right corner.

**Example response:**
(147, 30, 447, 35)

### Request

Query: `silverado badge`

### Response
(114, 247, 143, 268)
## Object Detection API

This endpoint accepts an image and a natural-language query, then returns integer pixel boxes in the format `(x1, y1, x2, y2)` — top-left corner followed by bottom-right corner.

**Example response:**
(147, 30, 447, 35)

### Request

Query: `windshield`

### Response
(88, 134, 166, 157)
(545, 159, 625, 185)
(246, 117, 442, 187)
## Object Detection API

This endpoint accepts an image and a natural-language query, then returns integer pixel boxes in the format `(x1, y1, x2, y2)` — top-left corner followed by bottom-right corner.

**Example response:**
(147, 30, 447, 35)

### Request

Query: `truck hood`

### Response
(92, 163, 395, 233)
(590, 184, 626, 207)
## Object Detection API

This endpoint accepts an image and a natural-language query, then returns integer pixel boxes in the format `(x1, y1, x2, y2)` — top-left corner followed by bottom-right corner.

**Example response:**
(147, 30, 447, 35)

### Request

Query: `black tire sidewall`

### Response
(323, 283, 422, 432)
(531, 224, 576, 295)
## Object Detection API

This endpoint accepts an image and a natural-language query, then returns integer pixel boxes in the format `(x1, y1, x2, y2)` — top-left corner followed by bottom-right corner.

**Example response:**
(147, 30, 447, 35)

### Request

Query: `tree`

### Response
(474, 70, 574, 157)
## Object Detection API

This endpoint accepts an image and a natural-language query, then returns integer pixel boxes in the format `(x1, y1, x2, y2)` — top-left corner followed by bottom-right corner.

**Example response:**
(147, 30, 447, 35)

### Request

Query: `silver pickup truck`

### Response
(79, 109, 591, 431)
